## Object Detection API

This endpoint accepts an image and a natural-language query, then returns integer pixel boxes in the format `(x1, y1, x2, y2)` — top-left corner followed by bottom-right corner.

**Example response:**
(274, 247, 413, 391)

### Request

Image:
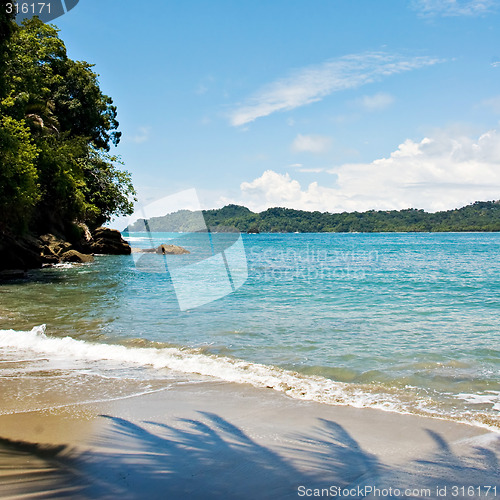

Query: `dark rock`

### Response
(38, 233, 76, 266)
(60, 250, 94, 263)
(90, 239, 132, 255)
(39, 234, 72, 256)
(130, 244, 190, 255)
(93, 227, 125, 241)
(42, 245, 58, 258)
(156, 244, 190, 255)
(0, 225, 128, 271)
(247, 227, 260, 234)
(88, 227, 131, 255)
(0, 235, 43, 271)
(42, 254, 60, 264)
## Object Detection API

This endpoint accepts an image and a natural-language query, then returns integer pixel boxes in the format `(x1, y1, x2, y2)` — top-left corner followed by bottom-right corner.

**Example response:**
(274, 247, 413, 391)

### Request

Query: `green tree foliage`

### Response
(0, 115, 39, 232)
(126, 201, 500, 233)
(0, 16, 135, 236)
(80, 149, 134, 227)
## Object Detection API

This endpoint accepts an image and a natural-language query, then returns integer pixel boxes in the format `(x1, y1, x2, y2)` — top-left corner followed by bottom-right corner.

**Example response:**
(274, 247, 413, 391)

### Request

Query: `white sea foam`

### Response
(123, 236, 150, 242)
(456, 392, 500, 411)
(0, 326, 405, 412)
(1, 326, 499, 430)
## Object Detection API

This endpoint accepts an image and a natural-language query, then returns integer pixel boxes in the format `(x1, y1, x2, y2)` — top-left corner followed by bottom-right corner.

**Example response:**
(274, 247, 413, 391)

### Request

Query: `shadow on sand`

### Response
(0, 414, 498, 499)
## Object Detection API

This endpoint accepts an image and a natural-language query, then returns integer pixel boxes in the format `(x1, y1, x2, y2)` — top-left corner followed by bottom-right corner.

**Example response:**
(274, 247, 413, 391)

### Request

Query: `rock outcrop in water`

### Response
(0, 226, 132, 275)
(40, 234, 73, 262)
(86, 227, 131, 255)
(60, 249, 95, 263)
(39, 233, 95, 264)
(131, 244, 190, 255)
(156, 244, 190, 255)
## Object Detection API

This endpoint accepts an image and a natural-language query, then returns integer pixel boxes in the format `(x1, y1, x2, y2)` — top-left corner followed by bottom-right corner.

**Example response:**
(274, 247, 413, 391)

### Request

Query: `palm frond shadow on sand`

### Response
(0, 414, 499, 499)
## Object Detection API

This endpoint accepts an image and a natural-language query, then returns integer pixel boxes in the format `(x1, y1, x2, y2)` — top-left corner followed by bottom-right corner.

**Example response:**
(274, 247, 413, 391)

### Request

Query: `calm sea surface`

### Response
(1, 232, 499, 429)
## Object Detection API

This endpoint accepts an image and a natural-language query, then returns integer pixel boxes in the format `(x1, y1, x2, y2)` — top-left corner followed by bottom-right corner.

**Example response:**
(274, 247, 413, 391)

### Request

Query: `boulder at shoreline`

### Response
(157, 244, 190, 255)
(60, 249, 95, 263)
(87, 227, 131, 255)
(131, 244, 190, 255)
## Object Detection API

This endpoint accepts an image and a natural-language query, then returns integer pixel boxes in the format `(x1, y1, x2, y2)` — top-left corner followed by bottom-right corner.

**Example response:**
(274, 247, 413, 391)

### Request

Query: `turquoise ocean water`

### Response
(0, 232, 499, 429)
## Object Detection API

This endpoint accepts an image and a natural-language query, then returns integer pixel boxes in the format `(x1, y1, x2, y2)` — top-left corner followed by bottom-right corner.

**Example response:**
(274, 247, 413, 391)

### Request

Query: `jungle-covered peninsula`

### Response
(125, 201, 500, 234)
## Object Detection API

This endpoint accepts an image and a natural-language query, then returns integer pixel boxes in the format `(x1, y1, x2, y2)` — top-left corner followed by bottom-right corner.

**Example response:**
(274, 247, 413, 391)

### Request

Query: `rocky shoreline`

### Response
(0, 227, 131, 278)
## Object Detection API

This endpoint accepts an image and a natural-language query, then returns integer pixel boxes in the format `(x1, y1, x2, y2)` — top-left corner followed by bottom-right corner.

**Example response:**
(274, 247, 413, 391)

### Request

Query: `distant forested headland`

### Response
(125, 201, 500, 233)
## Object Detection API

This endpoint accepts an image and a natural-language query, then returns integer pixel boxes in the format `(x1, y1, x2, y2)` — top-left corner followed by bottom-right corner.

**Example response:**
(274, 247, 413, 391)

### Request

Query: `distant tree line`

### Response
(0, 10, 135, 239)
(126, 201, 500, 233)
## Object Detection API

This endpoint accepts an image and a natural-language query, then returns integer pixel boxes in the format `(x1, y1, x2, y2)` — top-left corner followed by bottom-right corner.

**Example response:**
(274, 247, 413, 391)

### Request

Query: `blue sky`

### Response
(53, 0, 500, 219)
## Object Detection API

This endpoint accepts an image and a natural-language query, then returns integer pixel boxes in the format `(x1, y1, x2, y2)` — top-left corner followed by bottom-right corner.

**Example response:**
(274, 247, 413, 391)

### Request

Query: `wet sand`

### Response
(0, 381, 499, 499)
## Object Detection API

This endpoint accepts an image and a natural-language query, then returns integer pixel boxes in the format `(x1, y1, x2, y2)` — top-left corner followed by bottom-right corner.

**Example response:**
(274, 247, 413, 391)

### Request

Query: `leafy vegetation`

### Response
(0, 14, 135, 237)
(126, 201, 500, 233)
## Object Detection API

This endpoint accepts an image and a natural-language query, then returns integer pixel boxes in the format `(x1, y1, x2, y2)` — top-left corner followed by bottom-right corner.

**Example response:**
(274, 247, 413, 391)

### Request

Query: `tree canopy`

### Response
(0, 13, 135, 236)
(126, 201, 500, 233)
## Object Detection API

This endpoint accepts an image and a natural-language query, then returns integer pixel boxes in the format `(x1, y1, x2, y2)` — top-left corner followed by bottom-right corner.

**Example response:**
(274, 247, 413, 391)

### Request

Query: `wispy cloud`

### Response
(412, 0, 497, 17)
(356, 92, 395, 111)
(288, 162, 325, 173)
(229, 52, 441, 127)
(195, 75, 215, 95)
(129, 126, 151, 144)
(292, 134, 332, 154)
(196, 84, 209, 95)
(297, 167, 325, 173)
(480, 95, 500, 113)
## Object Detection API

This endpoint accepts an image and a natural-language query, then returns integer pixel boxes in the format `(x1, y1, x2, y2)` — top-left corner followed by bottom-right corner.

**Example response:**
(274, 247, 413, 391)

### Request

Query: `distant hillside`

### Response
(124, 201, 500, 233)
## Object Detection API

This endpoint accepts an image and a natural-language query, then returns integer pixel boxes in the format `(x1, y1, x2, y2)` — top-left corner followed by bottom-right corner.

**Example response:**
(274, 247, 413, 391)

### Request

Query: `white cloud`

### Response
(129, 126, 151, 144)
(200, 116, 212, 125)
(481, 95, 500, 113)
(195, 75, 215, 95)
(227, 129, 500, 213)
(297, 168, 325, 173)
(196, 84, 208, 95)
(288, 162, 325, 173)
(292, 134, 332, 153)
(412, 0, 496, 16)
(229, 52, 441, 126)
(356, 92, 395, 111)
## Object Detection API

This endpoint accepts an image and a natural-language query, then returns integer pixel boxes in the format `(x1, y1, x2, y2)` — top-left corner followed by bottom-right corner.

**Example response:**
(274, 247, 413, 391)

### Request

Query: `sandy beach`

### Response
(0, 381, 499, 499)
(2, 1, 500, 498)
